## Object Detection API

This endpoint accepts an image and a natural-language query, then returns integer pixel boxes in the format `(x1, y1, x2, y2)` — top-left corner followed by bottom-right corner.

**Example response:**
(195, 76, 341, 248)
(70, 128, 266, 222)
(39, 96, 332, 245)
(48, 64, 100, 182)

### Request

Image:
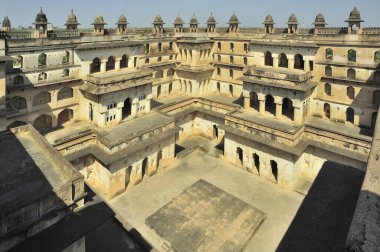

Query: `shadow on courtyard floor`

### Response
(276, 161, 365, 252)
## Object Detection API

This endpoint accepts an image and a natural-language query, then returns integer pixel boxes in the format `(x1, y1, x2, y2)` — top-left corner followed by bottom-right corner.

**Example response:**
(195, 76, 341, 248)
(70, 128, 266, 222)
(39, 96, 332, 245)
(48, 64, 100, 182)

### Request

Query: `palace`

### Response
(0, 7, 379, 252)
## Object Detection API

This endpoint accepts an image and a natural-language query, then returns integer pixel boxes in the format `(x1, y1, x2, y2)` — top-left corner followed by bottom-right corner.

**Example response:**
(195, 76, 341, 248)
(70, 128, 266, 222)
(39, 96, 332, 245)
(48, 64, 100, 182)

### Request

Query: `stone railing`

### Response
(346, 109, 380, 251)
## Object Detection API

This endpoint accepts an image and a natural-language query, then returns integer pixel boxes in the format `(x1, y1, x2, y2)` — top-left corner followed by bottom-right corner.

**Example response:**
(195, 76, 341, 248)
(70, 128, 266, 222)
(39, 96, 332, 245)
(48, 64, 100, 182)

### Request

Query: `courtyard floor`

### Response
(108, 150, 304, 252)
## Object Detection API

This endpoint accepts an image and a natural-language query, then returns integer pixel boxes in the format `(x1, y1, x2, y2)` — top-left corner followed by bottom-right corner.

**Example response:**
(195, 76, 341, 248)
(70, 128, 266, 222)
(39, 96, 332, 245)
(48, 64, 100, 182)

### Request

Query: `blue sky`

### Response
(3, 0, 380, 28)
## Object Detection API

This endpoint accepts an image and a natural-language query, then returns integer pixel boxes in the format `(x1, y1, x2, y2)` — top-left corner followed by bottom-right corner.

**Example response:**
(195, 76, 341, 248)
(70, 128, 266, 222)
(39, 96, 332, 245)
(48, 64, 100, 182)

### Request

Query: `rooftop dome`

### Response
(207, 13, 216, 24)
(34, 7, 48, 24)
(190, 14, 199, 25)
(153, 14, 164, 24)
(228, 13, 240, 24)
(2, 16, 10, 28)
(314, 13, 326, 25)
(117, 15, 128, 25)
(65, 10, 80, 26)
(346, 7, 364, 23)
(288, 14, 298, 25)
(92, 14, 106, 25)
(174, 15, 184, 25)
(263, 14, 274, 25)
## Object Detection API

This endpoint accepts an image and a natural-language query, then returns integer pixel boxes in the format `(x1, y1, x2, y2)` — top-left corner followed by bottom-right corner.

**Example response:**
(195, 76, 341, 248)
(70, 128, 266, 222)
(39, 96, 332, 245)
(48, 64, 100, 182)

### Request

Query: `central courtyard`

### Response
(109, 150, 304, 251)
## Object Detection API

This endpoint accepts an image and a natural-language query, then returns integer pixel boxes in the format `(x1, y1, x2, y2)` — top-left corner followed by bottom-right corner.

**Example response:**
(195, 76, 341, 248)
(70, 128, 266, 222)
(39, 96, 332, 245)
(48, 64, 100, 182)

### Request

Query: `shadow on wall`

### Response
(276, 161, 365, 252)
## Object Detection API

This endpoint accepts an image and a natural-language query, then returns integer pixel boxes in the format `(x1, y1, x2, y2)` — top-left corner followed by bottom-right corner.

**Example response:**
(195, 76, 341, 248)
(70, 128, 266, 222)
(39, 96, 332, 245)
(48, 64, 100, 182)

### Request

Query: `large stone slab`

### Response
(146, 179, 266, 252)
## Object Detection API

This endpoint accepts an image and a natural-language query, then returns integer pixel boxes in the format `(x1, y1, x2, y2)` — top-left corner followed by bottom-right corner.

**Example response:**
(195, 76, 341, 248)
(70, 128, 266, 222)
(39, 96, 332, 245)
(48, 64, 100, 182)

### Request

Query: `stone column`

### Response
(288, 57, 294, 70)
(244, 95, 250, 109)
(131, 100, 138, 116)
(148, 155, 157, 176)
(294, 107, 302, 124)
(115, 58, 121, 70)
(100, 59, 107, 73)
(130, 161, 143, 185)
(259, 99, 265, 114)
(145, 98, 151, 112)
(273, 54, 279, 68)
(304, 60, 310, 72)
(276, 102, 282, 118)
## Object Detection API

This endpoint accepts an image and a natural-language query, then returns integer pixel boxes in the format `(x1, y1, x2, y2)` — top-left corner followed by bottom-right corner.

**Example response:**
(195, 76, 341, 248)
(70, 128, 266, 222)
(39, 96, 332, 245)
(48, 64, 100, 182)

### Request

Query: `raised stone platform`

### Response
(146, 179, 265, 252)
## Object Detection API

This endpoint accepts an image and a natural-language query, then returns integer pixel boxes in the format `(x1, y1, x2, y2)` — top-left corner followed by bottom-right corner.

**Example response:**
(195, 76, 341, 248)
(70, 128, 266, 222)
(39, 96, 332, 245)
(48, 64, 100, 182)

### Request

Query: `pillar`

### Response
(244, 95, 250, 109)
(276, 102, 282, 118)
(100, 59, 107, 73)
(130, 161, 143, 185)
(132, 100, 138, 116)
(145, 98, 151, 112)
(288, 57, 294, 70)
(294, 107, 302, 124)
(304, 60, 310, 72)
(273, 55, 279, 68)
(148, 155, 158, 176)
(259, 99, 265, 114)
(115, 58, 121, 70)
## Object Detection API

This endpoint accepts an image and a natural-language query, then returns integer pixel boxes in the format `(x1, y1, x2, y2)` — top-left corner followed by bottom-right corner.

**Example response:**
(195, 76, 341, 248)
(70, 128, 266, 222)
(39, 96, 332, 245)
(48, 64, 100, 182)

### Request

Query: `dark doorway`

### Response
(57, 109, 73, 126)
(279, 53, 288, 68)
(90, 58, 100, 73)
(294, 54, 304, 70)
(120, 55, 128, 68)
(123, 98, 132, 118)
(157, 86, 162, 98)
(106, 56, 115, 71)
(324, 103, 330, 119)
(142, 158, 148, 178)
(250, 91, 259, 111)
(265, 95, 275, 115)
(265, 52, 273, 66)
(282, 98, 294, 120)
(237, 147, 243, 166)
(229, 85, 233, 97)
(346, 107, 354, 124)
(270, 160, 278, 182)
(213, 125, 218, 139)
(253, 153, 260, 174)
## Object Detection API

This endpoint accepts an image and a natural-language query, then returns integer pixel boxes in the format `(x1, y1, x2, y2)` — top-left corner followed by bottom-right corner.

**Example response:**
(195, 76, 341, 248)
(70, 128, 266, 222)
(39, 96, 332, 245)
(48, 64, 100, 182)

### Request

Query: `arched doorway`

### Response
(346, 107, 354, 124)
(236, 147, 243, 166)
(106, 56, 115, 71)
(33, 114, 52, 132)
(265, 95, 275, 115)
(90, 58, 100, 73)
(265, 52, 273, 66)
(253, 153, 260, 174)
(324, 103, 331, 119)
(294, 54, 304, 70)
(229, 84, 233, 97)
(282, 98, 294, 120)
(216, 82, 221, 94)
(57, 109, 74, 126)
(142, 158, 148, 179)
(250, 91, 259, 111)
(270, 160, 278, 182)
(157, 85, 162, 97)
(120, 55, 128, 68)
(279, 53, 288, 68)
(123, 98, 132, 118)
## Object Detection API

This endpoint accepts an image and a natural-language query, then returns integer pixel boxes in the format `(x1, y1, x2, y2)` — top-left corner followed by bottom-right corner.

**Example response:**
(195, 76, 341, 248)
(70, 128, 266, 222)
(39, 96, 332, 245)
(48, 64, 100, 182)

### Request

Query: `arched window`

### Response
(229, 69, 234, 78)
(38, 53, 47, 67)
(279, 53, 288, 68)
(38, 72, 47, 81)
(62, 69, 69, 77)
(167, 68, 174, 77)
(244, 43, 248, 53)
(120, 54, 128, 68)
(373, 90, 380, 106)
(324, 103, 330, 119)
(324, 83, 331, 96)
(91, 58, 101, 73)
(33, 114, 52, 132)
(158, 42, 162, 52)
(106, 56, 115, 71)
(347, 86, 355, 99)
(217, 55, 221, 62)
(57, 109, 74, 126)
(13, 75, 24, 85)
(265, 52, 273, 66)
(249, 91, 259, 110)
(33, 91, 51, 106)
(10, 96, 27, 110)
(57, 87, 74, 101)
(216, 82, 221, 93)
(230, 56, 234, 64)
(217, 42, 221, 51)
(375, 51, 380, 64)
(230, 42, 234, 52)
(155, 70, 163, 78)
(217, 68, 221, 76)
(294, 54, 304, 70)
(145, 58, 150, 64)
(347, 68, 356, 80)
(244, 57, 248, 66)
(265, 95, 275, 115)
(325, 66, 332, 77)
(348, 49, 357, 62)
(282, 98, 294, 120)
(346, 107, 354, 123)
(325, 48, 333, 60)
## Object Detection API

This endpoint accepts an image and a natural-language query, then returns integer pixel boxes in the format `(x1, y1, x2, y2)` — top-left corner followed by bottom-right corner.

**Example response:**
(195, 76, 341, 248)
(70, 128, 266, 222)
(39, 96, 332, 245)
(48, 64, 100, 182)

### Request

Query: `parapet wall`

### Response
(346, 109, 380, 251)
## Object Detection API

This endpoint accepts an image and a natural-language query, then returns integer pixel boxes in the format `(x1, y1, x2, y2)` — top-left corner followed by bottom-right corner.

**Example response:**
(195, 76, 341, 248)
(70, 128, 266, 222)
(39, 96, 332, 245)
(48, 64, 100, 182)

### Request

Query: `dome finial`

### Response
(40, 6, 43, 13)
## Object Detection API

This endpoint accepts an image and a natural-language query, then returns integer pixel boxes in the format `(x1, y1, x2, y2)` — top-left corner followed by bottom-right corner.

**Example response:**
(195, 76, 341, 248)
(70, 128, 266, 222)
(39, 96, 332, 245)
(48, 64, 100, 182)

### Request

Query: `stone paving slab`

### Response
(146, 180, 265, 252)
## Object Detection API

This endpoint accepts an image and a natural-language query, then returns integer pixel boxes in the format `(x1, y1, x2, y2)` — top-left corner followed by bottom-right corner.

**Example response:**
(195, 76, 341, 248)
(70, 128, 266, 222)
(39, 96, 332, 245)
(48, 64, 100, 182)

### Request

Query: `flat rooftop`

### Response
(0, 126, 78, 215)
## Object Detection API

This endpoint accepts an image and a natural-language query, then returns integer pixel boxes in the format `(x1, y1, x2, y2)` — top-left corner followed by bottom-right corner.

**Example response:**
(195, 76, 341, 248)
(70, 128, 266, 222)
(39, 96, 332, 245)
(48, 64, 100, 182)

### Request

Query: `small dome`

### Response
(65, 10, 80, 25)
(314, 13, 326, 25)
(263, 14, 274, 24)
(174, 15, 184, 25)
(207, 13, 216, 24)
(288, 14, 298, 24)
(35, 7, 48, 23)
(154, 14, 164, 24)
(2, 16, 11, 28)
(346, 7, 364, 22)
(228, 13, 239, 24)
(118, 15, 128, 25)
(190, 14, 198, 25)
(92, 14, 106, 25)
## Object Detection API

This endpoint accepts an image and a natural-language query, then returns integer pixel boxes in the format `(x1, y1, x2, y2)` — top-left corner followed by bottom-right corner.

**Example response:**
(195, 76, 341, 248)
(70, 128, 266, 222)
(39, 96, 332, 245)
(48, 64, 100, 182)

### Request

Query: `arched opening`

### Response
(6, 121, 27, 130)
(120, 55, 128, 68)
(57, 109, 74, 126)
(213, 125, 218, 139)
(347, 86, 355, 100)
(217, 55, 221, 62)
(158, 43, 162, 52)
(282, 98, 294, 120)
(244, 43, 248, 53)
(346, 107, 354, 124)
(155, 70, 163, 78)
(229, 84, 233, 96)
(63, 51, 70, 64)
(216, 82, 221, 93)
(324, 103, 331, 119)
(230, 42, 234, 52)
(145, 44, 150, 54)
(325, 83, 331, 96)
(372, 112, 378, 130)
(57, 87, 73, 101)
(33, 91, 51, 106)
(90, 58, 101, 73)
(253, 153, 260, 174)
(38, 72, 47, 81)
(33, 114, 52, 132)
(236, 147, 243, 166)
(244, 57, 248, 66)
(373, 91, 380, 106)
(229, 69, 234, 79)
(10, 96, 27, 110)
(265, 51, 273, 66)
(158, 56, 162, 62)
(169, 83, 173, 94)
(278, 53, 288, 68)
(347, 68, 356, 80)
(169, 42, 173, 50)
(167, 68, 174, 77)
(38, 53, 47, 67)
(230, 56, 234, 64)
(122, 98, 132, 118)
(265, 95, 275, 115)
(325, 66, 332, 77)
(375, 51, 380, 64)
(106, 56, 115, 71)
(157, 85, 162, 97)
(326, 48, 333, 60)
(294, 54, 304, 70)
(249, 91, 259, 111)
(142, 158, 148, 179)
(13, 75, 24, 85)
(62, 69, 69, 77)
(216, 68, 221, 76)
(270, 160, 278, 182)
(348, 49, 357, 62)
(145, 58, 150, 64)
(217, 42, 221, 51)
